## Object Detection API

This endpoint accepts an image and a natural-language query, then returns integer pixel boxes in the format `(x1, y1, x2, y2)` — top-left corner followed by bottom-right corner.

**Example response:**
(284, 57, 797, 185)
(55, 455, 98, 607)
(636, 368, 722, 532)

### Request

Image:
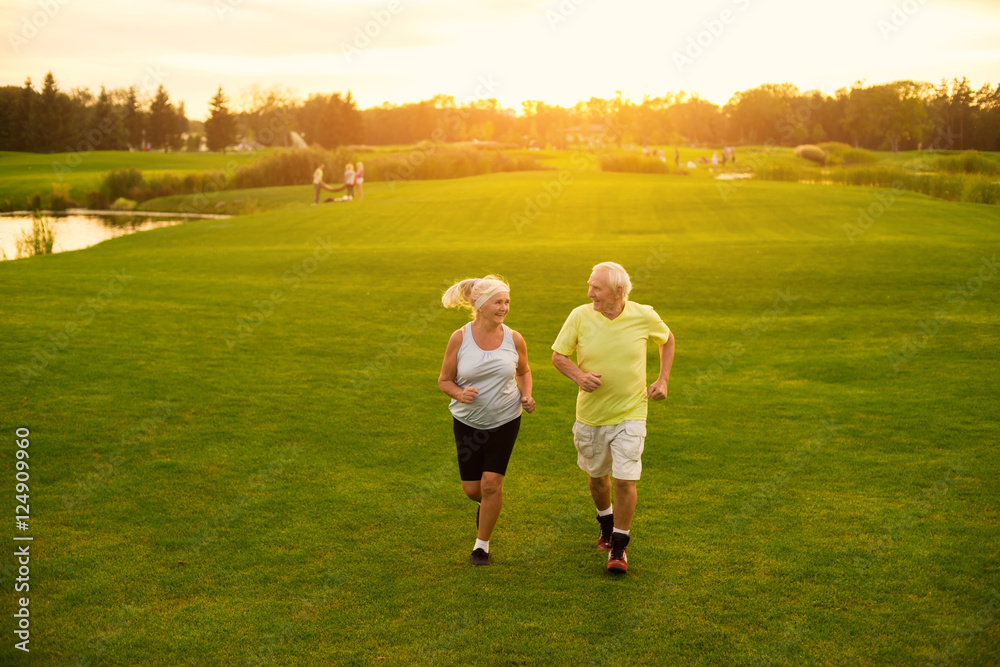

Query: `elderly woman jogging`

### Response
(438, 275, 535, 566)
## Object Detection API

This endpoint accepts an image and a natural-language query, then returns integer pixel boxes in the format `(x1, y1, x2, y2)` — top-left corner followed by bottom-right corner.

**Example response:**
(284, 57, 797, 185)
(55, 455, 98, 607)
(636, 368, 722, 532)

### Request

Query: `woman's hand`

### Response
(521, 396, 535, 413)
(459, 387, 480, 404)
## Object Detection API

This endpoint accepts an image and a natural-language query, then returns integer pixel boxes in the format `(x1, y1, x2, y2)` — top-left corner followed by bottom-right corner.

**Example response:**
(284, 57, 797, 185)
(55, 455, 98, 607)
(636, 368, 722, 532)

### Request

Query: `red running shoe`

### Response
(607, 533, 630, 573)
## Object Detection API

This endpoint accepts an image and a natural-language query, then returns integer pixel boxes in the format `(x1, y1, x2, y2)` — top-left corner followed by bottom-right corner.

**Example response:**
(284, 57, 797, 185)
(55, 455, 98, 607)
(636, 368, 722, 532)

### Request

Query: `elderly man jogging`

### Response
(551, 261, 674, 574)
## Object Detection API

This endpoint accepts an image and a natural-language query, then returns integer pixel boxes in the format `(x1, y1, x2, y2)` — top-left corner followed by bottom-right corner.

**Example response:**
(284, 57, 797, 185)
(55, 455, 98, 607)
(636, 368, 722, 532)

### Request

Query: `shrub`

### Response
(794, 144, 826, 164)
(842, 148, 879, 166)
(1, 198, 14, 213)
(27, 192, 43, 212)
(961, 177, 1000, 205)
(232, 148, 333, 189)
(49, 183, 75, 212)
(146, 172, 183, 198)
(754, 163, 802, 181)
(102, 167, 145, 201)
(110, 197, 137, 211)
(934, 150, 999, 175)
(364, 144, 543, 183)
(15, 214, 55, 258)
(817, 141, 852, 155)
(86, 191, 109, 210)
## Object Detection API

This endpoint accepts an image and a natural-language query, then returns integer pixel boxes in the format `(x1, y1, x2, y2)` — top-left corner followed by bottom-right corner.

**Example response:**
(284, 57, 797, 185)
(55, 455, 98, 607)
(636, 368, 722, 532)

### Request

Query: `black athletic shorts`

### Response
(453, 416, 521, 481)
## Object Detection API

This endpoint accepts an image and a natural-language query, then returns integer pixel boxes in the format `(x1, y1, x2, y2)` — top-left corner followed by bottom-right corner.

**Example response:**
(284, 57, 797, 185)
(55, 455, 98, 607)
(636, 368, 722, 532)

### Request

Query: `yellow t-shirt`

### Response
(552, 301, 671, 426)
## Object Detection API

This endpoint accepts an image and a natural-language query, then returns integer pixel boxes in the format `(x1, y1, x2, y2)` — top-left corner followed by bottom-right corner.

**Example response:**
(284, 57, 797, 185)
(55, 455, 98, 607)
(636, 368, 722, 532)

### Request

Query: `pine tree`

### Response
(92, 86, 125, 150)
(123, 87, 144, 150)
(204, 86, 237, 153)
(148, 85, 175, 151)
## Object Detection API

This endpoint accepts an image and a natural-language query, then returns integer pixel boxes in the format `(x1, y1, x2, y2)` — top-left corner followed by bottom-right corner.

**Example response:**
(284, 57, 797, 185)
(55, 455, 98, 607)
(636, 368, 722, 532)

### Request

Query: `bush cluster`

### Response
(793, 144, 826, 164)
(933, 150, 999, 175)
(754, 162, 1000, 205)
(818, 142, 879, 166)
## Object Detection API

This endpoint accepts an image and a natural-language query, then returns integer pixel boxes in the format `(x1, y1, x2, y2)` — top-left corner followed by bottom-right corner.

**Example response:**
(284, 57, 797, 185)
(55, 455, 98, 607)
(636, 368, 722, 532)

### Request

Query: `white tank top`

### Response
(449, 323, 522, 429)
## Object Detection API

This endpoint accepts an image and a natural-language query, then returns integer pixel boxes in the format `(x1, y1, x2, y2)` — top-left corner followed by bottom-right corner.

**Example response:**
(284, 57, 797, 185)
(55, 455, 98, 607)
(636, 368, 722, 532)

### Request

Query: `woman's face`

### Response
(477, 291, 510, 324)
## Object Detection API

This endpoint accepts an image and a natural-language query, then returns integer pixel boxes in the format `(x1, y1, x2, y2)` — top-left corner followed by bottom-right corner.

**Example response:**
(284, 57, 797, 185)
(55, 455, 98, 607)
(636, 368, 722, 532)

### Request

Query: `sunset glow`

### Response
(2, 0, 999, 119)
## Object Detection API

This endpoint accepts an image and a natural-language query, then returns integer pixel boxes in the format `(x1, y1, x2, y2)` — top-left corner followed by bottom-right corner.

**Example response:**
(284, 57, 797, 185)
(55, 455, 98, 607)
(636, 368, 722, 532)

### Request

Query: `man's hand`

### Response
(578, 373, 603, 393)
(647, 379, 668, 400)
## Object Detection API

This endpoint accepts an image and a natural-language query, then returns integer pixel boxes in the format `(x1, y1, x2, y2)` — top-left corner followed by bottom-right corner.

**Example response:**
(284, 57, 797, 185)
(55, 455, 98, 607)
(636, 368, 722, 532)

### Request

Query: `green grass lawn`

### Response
(1, 163, 999, 665)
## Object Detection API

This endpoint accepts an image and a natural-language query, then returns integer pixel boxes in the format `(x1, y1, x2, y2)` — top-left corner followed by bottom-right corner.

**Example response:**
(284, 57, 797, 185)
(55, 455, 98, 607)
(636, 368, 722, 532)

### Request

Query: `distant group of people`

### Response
(312, 162, 364, 204)
(438, 262, 675, 573)
(631, 144, 736, 169)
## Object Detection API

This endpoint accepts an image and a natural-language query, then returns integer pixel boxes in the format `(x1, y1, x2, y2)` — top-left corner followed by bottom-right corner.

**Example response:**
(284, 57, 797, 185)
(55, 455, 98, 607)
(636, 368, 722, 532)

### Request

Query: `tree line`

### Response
(1, 72, 998, 154)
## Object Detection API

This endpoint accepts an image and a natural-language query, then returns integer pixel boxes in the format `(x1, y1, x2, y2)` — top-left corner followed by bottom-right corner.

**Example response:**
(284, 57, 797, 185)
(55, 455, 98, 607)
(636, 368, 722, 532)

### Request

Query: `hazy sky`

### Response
(3, 0, 999, 120)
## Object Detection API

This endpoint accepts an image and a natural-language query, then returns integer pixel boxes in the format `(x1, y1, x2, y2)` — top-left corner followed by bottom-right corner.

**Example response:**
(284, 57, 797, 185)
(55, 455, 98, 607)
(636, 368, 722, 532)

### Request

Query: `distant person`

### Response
(674, 147, 680, 167)
(330, 163, 357, 200)
(439, 275, 535, 566)
(551, 262, 674, 574)
(312, 163, 337, 205)
(711, 152, 718, 166)
(354, 162, 364, 200)
(345, 163, 356, 198)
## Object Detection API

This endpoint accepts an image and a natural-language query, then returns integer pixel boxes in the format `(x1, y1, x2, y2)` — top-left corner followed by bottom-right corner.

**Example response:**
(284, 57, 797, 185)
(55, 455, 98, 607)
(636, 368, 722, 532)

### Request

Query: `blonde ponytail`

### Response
(442, 274, 510, 318)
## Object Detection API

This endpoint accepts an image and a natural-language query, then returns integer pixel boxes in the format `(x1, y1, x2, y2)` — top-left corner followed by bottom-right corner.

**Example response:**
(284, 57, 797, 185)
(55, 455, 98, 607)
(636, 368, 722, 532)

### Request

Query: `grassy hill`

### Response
(1, 165, 999, 665)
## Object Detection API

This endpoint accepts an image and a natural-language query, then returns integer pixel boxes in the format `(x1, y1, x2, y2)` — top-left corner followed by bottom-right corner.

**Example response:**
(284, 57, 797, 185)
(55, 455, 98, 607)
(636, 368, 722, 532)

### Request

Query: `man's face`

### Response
(587, 270, 619, 312)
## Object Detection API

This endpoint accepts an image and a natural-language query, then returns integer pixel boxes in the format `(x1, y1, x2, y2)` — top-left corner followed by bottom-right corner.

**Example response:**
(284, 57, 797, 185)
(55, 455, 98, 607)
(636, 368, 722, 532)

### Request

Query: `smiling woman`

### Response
(437, 273, 535, 566)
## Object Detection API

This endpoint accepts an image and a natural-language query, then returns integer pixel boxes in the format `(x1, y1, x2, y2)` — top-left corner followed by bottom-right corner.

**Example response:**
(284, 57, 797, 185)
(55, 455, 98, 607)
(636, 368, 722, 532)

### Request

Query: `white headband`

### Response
(474, 283, 509, 310)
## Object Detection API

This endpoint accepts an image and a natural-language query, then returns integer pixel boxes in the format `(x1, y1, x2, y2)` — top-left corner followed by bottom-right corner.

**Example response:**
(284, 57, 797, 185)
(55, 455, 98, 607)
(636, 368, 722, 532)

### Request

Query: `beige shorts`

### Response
(572, 420, 646, 481)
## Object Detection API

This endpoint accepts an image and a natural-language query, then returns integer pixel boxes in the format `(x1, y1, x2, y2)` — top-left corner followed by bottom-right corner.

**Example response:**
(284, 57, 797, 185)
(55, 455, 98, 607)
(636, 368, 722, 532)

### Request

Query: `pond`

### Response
(0, 210, 229, 260)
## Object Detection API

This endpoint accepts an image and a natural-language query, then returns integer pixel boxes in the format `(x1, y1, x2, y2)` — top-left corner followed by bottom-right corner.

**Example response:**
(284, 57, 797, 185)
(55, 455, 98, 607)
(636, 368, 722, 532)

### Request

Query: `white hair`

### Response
(592, 261, 632, 300)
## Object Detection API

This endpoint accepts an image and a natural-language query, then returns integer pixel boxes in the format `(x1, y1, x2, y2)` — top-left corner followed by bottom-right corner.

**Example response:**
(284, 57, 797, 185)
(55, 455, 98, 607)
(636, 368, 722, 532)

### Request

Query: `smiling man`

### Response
(551, 261, 675, 574)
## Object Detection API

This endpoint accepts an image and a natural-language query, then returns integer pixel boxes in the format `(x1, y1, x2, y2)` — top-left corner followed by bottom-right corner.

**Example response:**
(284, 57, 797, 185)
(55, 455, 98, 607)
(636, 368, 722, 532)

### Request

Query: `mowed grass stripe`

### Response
(1, 169, 998, 665)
